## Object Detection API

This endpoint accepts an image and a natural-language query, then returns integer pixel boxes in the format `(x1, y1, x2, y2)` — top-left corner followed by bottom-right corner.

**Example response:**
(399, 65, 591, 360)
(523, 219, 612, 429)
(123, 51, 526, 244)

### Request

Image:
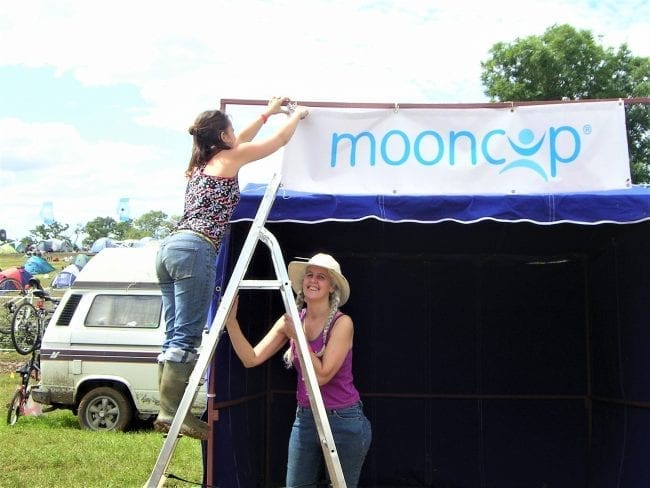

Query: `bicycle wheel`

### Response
(6, 390, 23, 425)
(0, 278, 25, 334)
(11, 302, 39, 355)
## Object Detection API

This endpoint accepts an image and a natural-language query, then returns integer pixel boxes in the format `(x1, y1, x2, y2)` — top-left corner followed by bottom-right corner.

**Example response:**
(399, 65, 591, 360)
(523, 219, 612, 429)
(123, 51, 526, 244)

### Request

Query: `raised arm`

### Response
(233, 106, 308, 165)
(206, 100, 309, 177)
(226, 296, 290, 368)
(235, 96, 290, 144)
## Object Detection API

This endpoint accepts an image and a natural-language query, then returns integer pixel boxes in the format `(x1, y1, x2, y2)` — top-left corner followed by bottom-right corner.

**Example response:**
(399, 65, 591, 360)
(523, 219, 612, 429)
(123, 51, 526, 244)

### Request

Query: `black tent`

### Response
(203, 185, 650, 487)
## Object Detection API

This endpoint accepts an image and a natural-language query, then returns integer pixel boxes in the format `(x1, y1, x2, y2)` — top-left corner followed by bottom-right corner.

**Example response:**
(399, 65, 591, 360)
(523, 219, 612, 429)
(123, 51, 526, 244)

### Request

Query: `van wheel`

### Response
(78, 387, 132, 431)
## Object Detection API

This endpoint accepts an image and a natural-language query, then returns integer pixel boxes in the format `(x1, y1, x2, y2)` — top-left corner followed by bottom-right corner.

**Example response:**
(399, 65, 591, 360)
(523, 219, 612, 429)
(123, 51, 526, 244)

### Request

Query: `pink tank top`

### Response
(292, 310, 361, 409)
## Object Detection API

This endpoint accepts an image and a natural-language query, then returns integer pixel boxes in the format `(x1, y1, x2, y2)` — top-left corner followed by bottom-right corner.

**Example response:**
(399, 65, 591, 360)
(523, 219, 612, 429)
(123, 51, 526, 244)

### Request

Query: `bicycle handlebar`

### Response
(33, 289, 61, 305)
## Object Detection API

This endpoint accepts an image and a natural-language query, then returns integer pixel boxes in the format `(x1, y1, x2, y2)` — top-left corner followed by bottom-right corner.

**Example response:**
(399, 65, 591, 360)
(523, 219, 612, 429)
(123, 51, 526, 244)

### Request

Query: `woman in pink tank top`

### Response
(227, 253, 372, 487)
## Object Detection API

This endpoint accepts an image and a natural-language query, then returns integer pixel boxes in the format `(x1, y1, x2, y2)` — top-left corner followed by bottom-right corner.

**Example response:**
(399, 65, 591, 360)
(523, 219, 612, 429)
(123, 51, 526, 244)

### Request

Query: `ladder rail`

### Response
(261, 227, 347, 486)
(145, 173, 347, 487)
(145, 174, 284, 488)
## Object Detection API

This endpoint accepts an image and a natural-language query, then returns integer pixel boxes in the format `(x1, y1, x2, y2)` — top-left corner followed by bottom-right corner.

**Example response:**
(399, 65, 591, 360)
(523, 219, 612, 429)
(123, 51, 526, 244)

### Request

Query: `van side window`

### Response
(85, 295, 161, 328)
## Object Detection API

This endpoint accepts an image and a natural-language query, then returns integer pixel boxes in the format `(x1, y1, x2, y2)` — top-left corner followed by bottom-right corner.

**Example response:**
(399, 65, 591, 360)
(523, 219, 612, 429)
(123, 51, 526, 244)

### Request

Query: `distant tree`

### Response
(83, 217, 117, 246)
(627, 99, 650, 183)
(481, 24, 650, 182)
(30, 221, 70, 240)
(133, 211, 176, 239)
(113, 220, 135, 240)
(82, 211, 177, 245)
(20, 236, 36, 249)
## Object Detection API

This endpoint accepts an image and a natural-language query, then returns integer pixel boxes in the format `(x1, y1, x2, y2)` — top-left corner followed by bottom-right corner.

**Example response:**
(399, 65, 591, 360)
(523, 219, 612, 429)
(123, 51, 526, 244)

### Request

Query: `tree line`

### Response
(19, 211, 178, 251)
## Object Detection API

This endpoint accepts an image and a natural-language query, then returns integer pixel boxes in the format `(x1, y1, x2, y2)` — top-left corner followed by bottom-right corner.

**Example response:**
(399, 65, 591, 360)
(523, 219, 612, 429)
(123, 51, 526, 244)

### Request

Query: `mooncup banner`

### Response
(280, 101, 630, 195)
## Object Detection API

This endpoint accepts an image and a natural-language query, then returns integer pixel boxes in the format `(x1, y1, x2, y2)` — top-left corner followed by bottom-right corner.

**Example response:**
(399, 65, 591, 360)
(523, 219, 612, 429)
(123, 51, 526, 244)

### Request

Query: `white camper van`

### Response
(31, 245, 208, 431)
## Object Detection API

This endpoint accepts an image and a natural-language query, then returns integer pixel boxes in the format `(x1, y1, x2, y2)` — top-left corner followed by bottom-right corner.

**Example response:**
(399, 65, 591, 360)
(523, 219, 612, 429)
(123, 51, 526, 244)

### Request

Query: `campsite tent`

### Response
(90, 237, 121, 254)
(202, 183, 650, 488)
(50, 253, 92, 288)
(9, 241, 26, 253)
(0, 242, 18, 254)
(138, 237, 157, 246)
(73, 253, 91, 269)
(51, 263, 81, 288)
(0, 266, 33, 291)
(24, 255, 55, 275)
(38, 238, 71, 252)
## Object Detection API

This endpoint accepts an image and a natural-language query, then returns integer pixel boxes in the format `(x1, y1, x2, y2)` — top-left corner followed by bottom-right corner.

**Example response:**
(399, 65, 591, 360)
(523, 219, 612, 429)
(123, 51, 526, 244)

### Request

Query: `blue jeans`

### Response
(155, 231, 217, 362)
(286, 401, 372, 488)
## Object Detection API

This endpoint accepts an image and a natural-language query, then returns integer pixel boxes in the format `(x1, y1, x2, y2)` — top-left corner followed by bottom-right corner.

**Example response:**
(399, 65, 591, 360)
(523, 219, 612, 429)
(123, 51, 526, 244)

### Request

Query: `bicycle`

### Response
(6, 348, 53, 425)
(11, 286, 61, 355)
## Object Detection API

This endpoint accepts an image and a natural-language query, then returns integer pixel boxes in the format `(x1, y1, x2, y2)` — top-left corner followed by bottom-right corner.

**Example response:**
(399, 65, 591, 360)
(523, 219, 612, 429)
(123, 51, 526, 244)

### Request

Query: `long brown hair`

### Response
(185, 110, 232, 177)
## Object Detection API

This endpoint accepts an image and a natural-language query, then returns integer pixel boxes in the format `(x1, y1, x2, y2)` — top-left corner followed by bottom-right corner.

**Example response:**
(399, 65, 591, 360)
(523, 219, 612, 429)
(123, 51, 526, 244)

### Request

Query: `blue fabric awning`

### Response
(232, 184, 650, 225)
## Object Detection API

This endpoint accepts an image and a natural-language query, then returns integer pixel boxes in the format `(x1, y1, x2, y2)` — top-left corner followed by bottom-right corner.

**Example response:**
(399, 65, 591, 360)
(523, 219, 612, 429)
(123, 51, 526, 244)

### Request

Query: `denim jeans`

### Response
(155, 231, 217, 362)
(286, 401, 372, 488)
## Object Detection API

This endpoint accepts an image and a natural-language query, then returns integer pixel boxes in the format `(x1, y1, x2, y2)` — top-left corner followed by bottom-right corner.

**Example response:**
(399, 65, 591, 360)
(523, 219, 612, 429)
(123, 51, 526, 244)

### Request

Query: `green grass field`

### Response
(1, 253, 205, 487)
(0, 252, 74, 286)
(0, 351, 203, 487)
(0, 254, 25, 271)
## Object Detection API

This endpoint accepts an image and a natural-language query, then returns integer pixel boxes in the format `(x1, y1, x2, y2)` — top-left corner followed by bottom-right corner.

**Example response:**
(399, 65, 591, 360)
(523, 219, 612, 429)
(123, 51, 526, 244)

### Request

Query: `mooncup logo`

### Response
(330, 123, 590, 181)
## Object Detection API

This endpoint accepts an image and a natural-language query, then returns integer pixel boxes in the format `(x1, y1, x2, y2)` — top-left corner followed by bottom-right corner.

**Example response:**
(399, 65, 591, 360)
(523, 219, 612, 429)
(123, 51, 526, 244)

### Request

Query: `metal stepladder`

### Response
(145, 172, 347, 488)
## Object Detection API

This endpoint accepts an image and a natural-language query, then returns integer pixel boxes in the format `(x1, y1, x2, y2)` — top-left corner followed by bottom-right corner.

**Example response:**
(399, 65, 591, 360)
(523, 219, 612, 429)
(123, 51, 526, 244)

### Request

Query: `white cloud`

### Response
(5, 1, 647, 117)
(1, 0, 648, 240)
(0, 117, 186, 239)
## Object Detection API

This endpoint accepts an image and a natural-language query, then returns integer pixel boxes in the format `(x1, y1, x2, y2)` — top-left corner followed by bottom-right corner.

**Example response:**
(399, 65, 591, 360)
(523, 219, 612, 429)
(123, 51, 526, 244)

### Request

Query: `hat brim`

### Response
(287, 261, 350, 306)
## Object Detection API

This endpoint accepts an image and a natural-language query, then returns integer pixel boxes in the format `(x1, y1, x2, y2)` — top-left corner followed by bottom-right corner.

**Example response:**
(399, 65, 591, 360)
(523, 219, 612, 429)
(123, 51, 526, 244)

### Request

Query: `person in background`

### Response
(226, 253, 372, 487)
(154, 97, 309, 440)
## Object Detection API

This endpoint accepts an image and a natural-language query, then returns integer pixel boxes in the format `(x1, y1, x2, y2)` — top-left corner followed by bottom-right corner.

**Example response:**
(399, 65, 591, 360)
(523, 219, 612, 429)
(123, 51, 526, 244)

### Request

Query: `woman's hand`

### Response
(281, 313, 298, 340)
(266, 96, 289, 115)
(294, 106, 309, 119)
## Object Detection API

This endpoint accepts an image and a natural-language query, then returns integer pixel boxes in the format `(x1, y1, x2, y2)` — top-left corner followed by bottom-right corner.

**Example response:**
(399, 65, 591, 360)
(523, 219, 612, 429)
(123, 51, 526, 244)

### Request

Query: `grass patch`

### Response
(0, 363, 204, 487)
(2, 254, 205, 486)
(0, 254, 27, 271)
(0, 253, 69, 288)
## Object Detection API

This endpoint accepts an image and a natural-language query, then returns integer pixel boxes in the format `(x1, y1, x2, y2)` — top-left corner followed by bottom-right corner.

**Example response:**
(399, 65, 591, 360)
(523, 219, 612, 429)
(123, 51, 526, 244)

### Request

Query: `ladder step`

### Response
(239, 279, 284, 289)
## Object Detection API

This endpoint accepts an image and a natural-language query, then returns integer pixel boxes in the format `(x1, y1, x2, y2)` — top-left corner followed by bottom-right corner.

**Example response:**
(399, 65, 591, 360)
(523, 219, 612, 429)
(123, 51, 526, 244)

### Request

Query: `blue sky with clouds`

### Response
(1, 0, 648, 241)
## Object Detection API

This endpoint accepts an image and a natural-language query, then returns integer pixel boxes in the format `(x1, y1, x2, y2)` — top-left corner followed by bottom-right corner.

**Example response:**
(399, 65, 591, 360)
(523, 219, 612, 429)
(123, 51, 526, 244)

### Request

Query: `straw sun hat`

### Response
(287, 253, 350, 306)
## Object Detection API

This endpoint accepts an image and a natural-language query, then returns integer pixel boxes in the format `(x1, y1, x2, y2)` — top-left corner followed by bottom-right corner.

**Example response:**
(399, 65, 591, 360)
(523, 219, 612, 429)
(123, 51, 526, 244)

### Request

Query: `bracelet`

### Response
(260, 113, 268, 124)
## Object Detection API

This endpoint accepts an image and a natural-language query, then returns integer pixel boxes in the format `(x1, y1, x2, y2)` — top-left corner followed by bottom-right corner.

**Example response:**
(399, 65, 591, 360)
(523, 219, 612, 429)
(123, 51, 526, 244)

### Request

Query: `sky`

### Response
(0, 0, 648, 242)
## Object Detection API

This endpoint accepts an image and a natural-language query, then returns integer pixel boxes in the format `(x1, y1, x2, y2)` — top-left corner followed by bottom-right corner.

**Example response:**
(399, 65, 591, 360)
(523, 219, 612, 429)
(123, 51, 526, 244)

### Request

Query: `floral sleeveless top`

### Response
(174, 167, 240, 248)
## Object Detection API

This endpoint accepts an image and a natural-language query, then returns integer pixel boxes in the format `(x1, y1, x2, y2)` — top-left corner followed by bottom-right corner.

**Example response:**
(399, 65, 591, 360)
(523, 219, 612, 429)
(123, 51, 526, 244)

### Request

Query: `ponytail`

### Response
(185, 110, 232, 177)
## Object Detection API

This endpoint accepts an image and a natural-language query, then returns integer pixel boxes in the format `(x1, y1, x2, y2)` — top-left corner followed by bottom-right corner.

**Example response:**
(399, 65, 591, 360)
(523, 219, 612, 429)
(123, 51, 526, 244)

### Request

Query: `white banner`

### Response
(280, 101, 631, 195)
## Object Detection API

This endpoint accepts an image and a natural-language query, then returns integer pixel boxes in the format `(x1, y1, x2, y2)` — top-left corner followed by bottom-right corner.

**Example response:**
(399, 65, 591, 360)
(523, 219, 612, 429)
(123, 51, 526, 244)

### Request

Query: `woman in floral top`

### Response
(154, 97, 309, 440)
